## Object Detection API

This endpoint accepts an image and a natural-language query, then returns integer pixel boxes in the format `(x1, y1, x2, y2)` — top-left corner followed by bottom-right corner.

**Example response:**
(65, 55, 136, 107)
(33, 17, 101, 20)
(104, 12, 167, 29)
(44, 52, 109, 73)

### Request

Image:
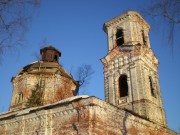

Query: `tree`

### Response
(26, 83, 43, 107)
(33, 38, 49, 61)
(0, 0, 40, 61)
(143, 0, 180, 47)
(75, 64, 94, 95)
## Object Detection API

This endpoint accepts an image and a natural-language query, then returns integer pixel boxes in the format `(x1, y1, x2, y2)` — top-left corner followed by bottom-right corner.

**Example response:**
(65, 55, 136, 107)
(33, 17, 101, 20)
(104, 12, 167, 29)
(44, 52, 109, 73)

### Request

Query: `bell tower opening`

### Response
(116, 28, 124, 46)
(118, 75, 128, 98)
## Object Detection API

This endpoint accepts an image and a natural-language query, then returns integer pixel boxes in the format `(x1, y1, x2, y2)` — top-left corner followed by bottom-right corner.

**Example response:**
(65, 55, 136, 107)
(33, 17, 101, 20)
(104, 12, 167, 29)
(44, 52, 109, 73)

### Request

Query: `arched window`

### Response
(142, 30, 147, 46)
(149, 76, 156, 97)
(118, 75, 128, 97)
(116, 28, 124, 46)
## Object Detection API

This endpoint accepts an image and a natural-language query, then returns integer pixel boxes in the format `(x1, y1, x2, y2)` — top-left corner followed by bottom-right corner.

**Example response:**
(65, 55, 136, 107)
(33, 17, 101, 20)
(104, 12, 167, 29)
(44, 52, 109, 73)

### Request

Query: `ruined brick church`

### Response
(0, 11, 178, 134)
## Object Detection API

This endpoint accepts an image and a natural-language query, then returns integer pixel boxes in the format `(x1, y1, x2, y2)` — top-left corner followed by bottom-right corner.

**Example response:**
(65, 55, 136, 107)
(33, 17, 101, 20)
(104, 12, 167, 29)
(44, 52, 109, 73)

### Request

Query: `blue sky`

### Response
(0, 0, 179, 132)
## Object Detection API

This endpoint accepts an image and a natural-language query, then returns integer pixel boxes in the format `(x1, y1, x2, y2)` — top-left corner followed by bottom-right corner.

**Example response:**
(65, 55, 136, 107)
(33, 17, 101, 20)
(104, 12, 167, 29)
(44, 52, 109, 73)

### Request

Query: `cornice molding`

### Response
(103, 11, 150, 32)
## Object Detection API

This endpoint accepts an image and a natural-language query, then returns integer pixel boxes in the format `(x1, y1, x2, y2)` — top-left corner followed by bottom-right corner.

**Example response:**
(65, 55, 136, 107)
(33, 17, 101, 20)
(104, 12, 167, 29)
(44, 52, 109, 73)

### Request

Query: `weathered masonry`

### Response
(101, 11, 167, 126)
(0, 11, 178, 135)
(0, 96, 177, 135)
(9, 46, 78, 111)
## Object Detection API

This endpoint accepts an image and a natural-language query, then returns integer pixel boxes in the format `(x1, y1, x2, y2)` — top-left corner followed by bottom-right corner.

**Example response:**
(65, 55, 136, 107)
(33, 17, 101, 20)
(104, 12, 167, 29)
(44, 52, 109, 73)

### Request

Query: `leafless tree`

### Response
(33, 38, 49, 61)
(0, 0, 40, 61)
(143, 0, 180, 47)
(76, 64, 94, 87)
(74, 64, 94, 95)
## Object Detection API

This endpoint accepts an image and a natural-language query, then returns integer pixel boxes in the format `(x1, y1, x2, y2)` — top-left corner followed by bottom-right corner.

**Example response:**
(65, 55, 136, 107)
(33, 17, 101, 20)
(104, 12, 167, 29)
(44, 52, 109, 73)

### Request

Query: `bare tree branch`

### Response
(76, 64, 94, 88)
(33, 38, 49, 61)
(143, 0, 180, 47)
(0, 0, 40, 61)
(73, 64, 94, 95)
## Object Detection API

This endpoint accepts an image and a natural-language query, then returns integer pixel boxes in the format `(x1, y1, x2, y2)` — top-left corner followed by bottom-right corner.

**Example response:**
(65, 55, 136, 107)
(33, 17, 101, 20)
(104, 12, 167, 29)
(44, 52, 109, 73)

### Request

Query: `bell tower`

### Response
(101, 11, 167, 126)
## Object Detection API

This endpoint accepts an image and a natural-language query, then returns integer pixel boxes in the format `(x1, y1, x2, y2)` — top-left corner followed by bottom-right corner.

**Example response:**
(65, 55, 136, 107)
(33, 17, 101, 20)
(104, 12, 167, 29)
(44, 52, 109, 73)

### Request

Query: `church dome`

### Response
(9, 46, 78, 111)
(17, 61, 73, 79)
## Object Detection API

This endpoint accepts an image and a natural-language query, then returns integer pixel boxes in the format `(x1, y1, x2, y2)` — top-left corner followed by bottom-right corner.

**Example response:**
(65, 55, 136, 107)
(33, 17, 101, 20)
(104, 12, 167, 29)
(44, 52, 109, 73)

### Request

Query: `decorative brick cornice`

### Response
(103, 11, 150, 32)
(0, 96, 177, 135)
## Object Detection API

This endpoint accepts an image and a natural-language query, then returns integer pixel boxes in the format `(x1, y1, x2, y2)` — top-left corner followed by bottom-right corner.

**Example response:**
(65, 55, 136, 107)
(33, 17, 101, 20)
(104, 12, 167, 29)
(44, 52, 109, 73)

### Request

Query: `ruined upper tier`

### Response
(40, 46, 61, 62)
(9, 46, 78, 111)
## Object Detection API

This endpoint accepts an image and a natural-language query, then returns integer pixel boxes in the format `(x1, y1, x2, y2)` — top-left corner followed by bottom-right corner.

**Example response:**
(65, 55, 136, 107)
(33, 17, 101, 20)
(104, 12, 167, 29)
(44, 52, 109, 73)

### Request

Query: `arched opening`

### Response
(149, 76, 156, 97)
(142, 30, 147, 46)
(116, 28, 124, 46)
(118, 75, 128, 97)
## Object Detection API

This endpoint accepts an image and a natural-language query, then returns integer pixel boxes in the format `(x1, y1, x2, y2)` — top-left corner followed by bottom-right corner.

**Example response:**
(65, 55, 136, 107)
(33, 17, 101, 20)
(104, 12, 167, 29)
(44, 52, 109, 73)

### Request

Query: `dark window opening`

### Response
(54, 55, 58, 61)
(149, 76, 156, 97)
(142, 30, 147, 46)
(116, 28, 124, 46)
(119, 75, 128, 97)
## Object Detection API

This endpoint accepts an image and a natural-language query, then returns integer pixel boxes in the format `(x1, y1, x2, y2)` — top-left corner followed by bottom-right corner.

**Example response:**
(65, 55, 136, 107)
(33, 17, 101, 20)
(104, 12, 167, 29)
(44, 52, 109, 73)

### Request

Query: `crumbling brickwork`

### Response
(101, 11, 167, 126)
(9, 46, 78, 111)
(0, 11, 178, 135)
(0, 97, 177, 135)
